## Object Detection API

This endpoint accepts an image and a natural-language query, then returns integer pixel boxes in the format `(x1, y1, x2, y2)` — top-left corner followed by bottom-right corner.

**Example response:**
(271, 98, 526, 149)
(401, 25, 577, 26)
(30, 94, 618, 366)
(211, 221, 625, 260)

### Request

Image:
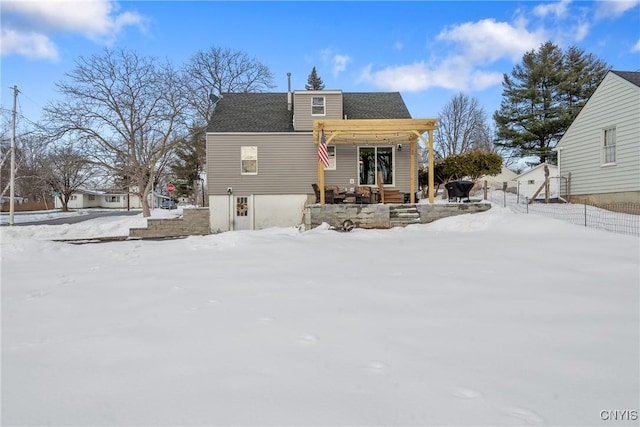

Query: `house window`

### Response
(236, 196, 248, 217)
(603, 127, 616, 164)
(327, 146, 336, 170)
(312, 96, 325, 115)
(88, 195, 95, 201)
(105, 195, 120, 203)
(358, 146, 394, 186)
(241, 146, 258, 174)
(528, 180, 535, 185)
(70, 195, 77, 200)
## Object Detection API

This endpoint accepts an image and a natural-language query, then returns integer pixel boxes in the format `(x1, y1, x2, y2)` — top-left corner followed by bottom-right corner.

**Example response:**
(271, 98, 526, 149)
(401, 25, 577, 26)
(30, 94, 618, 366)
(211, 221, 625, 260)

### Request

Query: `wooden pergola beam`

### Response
(314, 118, 438, 205)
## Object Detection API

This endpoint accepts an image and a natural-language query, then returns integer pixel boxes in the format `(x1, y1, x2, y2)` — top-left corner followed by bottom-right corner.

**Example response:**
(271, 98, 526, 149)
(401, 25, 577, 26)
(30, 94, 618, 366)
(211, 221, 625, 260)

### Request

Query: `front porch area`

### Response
(304, 202, 491, 230)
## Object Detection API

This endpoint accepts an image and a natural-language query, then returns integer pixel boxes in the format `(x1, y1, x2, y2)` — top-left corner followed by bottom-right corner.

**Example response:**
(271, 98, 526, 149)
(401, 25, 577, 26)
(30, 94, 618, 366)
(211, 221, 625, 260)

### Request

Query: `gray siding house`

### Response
(206, 90, 425, 231)
(557, 70, 640, 204)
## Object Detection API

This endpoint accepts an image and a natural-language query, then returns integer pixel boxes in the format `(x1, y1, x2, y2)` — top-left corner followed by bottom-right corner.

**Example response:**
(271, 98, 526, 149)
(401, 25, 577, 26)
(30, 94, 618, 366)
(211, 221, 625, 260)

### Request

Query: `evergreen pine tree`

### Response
(493, 42, 609, 164)
(170, 126, 206, 204)
(305, 67, 325, 90)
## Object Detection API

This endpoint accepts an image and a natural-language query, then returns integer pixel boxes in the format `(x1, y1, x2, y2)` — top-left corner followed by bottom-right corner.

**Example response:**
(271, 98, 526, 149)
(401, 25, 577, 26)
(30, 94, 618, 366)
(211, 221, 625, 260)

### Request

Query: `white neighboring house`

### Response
(54, 189, 163, 209)
(478, 166, 518, 190)
(515, 163, 559, 201)
(556, 70, 640, 204)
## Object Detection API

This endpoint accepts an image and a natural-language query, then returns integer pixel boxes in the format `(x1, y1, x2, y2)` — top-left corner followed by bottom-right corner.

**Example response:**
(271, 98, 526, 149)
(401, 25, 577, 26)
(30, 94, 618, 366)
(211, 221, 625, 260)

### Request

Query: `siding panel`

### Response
(293, 91, 343, 131)
(559, 72, 640, 196)
(207, 133, 418, 196)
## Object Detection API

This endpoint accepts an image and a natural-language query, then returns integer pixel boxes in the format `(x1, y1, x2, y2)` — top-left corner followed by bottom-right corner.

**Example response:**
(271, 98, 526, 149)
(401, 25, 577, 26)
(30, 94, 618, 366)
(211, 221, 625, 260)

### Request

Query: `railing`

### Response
(484, 189, 640, 237)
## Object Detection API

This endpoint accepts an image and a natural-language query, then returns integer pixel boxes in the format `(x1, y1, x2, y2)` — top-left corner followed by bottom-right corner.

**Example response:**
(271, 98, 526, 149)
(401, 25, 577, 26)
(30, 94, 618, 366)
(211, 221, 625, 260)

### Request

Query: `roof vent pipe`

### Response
(287, 72, 292, 111)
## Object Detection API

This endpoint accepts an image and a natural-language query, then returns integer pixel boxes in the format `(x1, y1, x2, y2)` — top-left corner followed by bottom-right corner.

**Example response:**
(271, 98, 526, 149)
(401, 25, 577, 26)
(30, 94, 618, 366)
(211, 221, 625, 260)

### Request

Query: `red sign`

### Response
(167, 183, 175, 193)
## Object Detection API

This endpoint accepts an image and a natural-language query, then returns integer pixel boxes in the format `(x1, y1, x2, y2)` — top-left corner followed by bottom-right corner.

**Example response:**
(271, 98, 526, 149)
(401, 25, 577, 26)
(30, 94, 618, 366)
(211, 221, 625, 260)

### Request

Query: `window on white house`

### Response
(88, 195, 95, 201)
(312, 96, 325, 115)
(528, 180, 535, 185)
(241, 146, 258, 174)
(105, 195, 120, 203)
(70, 195, 77, 200)
(603, 127, 616, 164)
(327, 146, 336, 170)
(358, 146, 394, 186)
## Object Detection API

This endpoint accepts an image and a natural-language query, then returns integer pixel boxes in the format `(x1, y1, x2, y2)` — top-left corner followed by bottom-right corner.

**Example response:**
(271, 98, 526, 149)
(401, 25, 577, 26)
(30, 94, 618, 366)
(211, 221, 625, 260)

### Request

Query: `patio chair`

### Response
(312, 184, 345, 204)
(355, 186, 373, 204)
(325, 184, 346, 204)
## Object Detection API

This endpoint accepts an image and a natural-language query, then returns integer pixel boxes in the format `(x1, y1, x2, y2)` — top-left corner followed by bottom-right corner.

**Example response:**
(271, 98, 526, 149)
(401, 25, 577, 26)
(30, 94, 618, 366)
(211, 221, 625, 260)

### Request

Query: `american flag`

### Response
(318, 130, 329, 168)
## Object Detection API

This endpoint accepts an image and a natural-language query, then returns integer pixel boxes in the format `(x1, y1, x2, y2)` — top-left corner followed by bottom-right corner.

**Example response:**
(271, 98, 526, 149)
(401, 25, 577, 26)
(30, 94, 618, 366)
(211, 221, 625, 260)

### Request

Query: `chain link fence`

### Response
(482, 189, 640, 237)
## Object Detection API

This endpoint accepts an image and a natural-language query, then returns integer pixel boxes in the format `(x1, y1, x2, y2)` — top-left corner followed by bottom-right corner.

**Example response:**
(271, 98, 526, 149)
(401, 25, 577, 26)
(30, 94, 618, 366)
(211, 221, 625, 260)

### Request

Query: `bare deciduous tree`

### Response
(434, 93, 492, 158)
(183, 46, 276, 126)
(43, 145, 94, 211)
(44, 48, 189, 217)
(1, 115, 51, 204)
(178, 46, 275, 204)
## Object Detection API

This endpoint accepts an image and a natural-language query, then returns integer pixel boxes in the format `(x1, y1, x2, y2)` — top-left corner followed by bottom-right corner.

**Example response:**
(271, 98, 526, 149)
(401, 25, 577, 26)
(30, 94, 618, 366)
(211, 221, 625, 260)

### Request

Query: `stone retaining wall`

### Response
(415, 203, 491, 223)
(129, 208, 210, 239)
(305, 203, 490, 230)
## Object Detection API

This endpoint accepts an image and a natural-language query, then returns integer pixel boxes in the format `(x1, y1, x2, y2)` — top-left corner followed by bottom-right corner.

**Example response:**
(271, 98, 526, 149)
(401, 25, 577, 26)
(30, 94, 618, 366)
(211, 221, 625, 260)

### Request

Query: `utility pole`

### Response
(9, 85, 18, 226)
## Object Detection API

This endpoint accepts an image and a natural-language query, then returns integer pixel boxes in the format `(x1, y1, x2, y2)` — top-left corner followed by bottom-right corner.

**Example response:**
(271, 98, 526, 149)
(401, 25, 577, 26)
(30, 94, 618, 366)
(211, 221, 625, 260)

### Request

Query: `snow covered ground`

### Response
(1, 205, 638, 426)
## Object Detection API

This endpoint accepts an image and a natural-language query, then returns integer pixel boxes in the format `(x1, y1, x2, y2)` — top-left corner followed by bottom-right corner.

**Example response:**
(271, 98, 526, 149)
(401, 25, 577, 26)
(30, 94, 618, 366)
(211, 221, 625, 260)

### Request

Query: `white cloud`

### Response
(358, 19, 546, 93)
(317, 49, 351, 77)
(632, 39, 640, 52)
(533, 0, 572, 18)
(594, 0, 640, 19)
(0, 27, 59, 60)
(436, 19, 547, 63)
(358, 56, 499, 93)
(573, 21, 591, 42)
(1, 0, 145, 59)
(394, 41, 404, 51)
(470, 70, 504, 90)
(332, 54, 350, 77)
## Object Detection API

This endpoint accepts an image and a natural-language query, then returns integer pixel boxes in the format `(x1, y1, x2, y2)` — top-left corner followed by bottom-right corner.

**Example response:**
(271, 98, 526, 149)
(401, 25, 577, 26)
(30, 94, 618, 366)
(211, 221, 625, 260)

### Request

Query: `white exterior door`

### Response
(234, 196, 251, 230)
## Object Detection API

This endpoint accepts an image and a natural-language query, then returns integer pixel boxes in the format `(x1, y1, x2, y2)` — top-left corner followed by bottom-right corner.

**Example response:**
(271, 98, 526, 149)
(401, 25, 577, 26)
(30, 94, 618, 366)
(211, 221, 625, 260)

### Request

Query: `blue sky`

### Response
(2, 0, 639, 127)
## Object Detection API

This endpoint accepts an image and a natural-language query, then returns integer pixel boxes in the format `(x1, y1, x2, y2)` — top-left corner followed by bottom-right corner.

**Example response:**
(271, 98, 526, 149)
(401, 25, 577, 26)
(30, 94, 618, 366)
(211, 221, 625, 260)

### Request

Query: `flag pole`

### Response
(318, 129, 325, 204)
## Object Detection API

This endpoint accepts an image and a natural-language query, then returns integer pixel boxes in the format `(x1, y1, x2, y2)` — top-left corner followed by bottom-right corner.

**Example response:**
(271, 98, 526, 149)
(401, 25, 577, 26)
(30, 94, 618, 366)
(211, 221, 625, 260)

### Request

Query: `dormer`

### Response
(292, 90, 343, 131)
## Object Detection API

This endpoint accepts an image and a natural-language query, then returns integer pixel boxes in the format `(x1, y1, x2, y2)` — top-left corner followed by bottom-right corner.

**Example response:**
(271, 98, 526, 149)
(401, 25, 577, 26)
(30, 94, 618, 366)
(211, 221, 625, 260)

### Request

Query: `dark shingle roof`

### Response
(207, 93, 293, 133)
(343, 92, 411, 119)
(207, 92, 411, 132)
(611, 70, 640, 87)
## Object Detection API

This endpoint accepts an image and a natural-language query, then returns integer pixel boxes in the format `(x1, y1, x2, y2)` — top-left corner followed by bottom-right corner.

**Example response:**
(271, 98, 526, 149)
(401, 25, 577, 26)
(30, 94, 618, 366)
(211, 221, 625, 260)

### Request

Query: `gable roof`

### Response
(611, 70, 640, 87)
(206, 92, 411, 132)
(515, 162, 558, 179)
(343, 92, 411, 119)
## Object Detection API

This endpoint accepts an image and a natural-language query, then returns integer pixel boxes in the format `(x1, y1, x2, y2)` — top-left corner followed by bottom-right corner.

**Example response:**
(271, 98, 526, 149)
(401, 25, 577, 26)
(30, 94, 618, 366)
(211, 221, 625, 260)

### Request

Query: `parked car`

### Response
(161, 200, 178, 210)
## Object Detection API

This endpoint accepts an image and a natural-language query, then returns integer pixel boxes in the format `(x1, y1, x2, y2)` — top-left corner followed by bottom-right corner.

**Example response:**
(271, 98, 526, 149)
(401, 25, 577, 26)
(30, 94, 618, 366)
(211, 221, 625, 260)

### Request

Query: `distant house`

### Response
(206, 86, 437, 232)
(478, 166, 518, 191)
(53, 189, 163, 210)
(0, 195, 26, 205)
(557, 70, 640, 204)
(515, 163, 559, 201)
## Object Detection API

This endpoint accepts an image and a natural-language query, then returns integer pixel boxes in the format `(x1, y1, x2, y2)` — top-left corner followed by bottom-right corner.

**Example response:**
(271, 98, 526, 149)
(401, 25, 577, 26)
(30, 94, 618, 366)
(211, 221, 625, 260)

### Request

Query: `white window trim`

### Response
(326, 145, 336, 170)
(357, 145, 396, 187)
(241, 146, 258, 175)
(311, 96, 326, 116)
(601, 126, 616, 166)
